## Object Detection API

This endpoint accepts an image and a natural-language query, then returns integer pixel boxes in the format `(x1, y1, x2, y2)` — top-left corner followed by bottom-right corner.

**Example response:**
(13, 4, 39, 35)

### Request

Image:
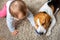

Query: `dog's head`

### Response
(34, 12, 51, 35)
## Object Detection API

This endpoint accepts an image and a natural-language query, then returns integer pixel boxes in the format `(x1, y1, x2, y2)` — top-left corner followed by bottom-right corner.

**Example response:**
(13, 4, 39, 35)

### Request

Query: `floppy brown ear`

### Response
(44, 14, 51, 30)
(34, 16, 38, 29)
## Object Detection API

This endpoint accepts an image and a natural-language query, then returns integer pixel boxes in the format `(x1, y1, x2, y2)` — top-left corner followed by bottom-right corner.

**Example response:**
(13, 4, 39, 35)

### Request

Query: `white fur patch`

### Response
(37, 19, 46, 33)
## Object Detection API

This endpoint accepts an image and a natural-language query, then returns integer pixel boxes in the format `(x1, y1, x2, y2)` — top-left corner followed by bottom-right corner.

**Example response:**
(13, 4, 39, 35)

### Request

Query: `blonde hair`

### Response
(9, 0, 27, 18)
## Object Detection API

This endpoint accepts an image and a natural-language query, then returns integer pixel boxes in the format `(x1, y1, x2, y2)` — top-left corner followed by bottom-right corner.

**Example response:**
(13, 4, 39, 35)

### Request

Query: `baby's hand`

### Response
(11, 30, 19, 36)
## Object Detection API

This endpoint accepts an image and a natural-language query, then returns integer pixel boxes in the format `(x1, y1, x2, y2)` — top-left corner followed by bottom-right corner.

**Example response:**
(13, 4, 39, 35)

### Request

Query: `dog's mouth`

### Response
(35, 29, 44, 35)
(35, 27, 46, 35)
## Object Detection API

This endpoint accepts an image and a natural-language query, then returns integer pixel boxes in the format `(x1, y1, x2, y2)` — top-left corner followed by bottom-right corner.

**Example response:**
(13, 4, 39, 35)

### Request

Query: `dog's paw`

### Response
(46, 31, 51, 36)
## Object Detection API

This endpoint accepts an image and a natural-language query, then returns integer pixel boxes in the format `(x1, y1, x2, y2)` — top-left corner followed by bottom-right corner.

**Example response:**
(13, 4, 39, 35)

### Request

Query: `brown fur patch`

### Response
(34, 12, 51, 30)
(50, 5, 55, 13)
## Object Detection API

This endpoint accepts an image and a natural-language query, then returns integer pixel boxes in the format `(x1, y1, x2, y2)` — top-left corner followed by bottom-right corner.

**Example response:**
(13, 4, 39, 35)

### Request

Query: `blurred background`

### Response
(0, 0, 60, 40)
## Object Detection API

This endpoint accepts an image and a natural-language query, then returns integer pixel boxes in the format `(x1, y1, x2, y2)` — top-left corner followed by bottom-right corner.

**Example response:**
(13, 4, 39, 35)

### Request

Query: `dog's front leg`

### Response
(46, 15, 56, 36)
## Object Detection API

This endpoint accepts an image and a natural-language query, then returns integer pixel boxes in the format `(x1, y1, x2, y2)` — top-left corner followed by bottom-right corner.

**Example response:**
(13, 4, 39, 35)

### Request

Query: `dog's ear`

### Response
(43, 14, 51, 30)
(34, 17, 39, 29)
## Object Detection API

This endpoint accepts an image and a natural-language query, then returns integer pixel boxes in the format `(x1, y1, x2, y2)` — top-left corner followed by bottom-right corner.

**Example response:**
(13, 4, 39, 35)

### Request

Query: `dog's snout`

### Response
(39, 32, 43, 35)
(35, 30, 43, 35)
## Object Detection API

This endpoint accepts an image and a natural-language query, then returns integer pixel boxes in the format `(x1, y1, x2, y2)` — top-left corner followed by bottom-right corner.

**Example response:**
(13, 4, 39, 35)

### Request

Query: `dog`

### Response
(33, 0, 60, 36)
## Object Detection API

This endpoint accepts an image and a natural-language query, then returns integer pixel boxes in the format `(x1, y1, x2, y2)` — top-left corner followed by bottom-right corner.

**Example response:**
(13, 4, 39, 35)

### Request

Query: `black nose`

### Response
(35, 30, 43, 35)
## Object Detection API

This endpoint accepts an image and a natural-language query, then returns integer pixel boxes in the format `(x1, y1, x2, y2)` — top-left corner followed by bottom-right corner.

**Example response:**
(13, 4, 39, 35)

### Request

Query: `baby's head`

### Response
(9, 0, 27, 20)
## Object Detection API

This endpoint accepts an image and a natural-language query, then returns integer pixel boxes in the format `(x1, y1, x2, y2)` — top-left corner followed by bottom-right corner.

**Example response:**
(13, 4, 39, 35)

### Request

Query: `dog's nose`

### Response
(35, 30, 43, 35)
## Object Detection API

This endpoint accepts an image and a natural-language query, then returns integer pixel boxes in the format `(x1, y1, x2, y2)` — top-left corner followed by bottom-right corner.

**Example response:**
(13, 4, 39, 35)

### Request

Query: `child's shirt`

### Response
(6, 1, 35, 32)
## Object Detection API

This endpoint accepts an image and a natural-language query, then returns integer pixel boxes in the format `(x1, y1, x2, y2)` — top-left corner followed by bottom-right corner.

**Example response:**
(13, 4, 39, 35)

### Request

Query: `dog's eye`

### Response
(42, 23, 45, 26)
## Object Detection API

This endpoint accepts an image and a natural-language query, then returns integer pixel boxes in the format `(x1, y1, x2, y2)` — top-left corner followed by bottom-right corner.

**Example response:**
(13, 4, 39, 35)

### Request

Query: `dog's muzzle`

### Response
(35, 30, 44, 35)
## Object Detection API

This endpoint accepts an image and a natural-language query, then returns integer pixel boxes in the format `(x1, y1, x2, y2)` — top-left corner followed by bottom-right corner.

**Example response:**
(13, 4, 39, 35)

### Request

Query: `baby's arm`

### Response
(6, 15, 18, 36)
(27, 9, 35, 27)
(6, 15, 15, 32)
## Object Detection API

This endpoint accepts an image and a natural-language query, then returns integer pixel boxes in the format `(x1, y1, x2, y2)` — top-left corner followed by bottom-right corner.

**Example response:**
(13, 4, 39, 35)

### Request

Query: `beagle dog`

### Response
(34, 0, 60, 36)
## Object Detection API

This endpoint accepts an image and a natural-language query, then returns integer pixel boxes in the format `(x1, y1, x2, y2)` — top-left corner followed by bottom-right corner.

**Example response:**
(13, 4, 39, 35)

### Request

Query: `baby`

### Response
(0, 0, 35, 36)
